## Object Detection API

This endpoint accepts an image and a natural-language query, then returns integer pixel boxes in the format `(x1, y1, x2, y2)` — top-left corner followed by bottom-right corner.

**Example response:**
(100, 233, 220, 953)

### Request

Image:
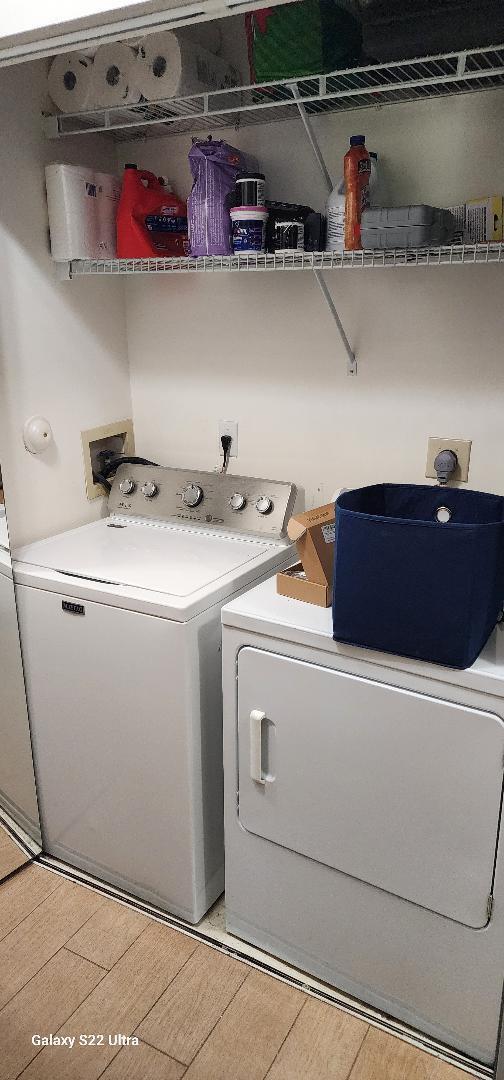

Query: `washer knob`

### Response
(256, 495, 273, 515)
(119, 477, 136, 496)
(229, 492, 247, 512)
(182, 483, 203, 508)
(141, 481, 158, 499)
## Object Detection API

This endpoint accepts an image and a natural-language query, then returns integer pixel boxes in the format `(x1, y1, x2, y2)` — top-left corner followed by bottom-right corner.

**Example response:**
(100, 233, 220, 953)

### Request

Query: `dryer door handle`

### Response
(250, 709, 267, 784)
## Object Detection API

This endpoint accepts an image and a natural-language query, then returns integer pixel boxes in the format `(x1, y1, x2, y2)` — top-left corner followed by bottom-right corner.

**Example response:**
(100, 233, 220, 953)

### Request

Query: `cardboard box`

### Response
(448, 197, 503, 243)
(277, 563, 331, 607)
(277, 502, 335, 607)
(466, 197, 503, 242)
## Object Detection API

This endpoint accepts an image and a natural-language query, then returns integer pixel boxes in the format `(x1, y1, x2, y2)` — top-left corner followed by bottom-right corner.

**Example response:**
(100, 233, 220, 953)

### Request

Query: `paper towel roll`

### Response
(91, 42, 141, 107)
(47, 52, 95, 113)
(181, 23, 222, 56)
(136, 31, 240, 101)
(45, 163, 120, 261)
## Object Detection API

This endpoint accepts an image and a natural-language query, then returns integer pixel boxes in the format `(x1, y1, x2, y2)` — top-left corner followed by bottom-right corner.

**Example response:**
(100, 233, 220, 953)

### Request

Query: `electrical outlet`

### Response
(425, 437, 472, 483)
(219, 420, 238, 458)
(82, 419, 135, 500)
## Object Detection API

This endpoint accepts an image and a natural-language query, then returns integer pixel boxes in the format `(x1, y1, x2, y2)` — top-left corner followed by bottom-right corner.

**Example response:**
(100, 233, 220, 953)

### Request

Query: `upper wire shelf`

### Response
(68, 243, 504, 275)
(44, 42, 504, 143)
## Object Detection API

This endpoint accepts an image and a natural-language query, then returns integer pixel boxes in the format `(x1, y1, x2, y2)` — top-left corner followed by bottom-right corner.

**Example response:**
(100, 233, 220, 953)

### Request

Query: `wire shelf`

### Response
(69, 244, 504, 275)
(45, 43, 504, 142)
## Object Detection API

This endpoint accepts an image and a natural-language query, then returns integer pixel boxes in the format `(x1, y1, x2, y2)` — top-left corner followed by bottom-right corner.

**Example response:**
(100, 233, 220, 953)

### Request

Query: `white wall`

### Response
(3, 75, 503, 547)
(0, 59, 131, 547)
(120, 88, 504, 507)
(0, 1, 147, 38)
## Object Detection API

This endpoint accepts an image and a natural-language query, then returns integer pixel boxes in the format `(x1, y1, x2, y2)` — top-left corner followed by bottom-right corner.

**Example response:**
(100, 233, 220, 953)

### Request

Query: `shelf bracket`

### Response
(314, 269, 357, 376)
(290, 82, 333, 193)
(290, 84, 356, 374)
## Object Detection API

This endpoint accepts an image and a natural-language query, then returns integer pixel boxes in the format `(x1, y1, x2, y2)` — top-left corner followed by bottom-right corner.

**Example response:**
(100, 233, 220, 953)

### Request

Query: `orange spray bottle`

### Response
(343, 135, 371, 250)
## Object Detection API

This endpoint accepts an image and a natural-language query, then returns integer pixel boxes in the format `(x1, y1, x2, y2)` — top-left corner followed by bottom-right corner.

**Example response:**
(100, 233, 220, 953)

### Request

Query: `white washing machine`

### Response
(0, 508, 8, 553)
(222, 576, 504, 1066)
(14, 464, 296, 922)
(0, 509, 41, 841)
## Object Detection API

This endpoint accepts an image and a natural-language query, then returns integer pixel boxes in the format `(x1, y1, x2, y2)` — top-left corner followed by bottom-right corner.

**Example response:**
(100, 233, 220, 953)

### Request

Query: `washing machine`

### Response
(14, 464, 297, 922)
(222, 575, 504, 1066)
(0, 509, 40, 841)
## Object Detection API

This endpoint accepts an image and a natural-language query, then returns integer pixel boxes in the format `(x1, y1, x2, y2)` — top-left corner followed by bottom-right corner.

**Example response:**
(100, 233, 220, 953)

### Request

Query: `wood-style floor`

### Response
(0, 825, 29, 880)
(0, 862, 477, 1080)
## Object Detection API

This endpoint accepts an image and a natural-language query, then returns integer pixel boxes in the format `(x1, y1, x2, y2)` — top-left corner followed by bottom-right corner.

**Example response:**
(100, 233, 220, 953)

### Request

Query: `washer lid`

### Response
(15, 518, 275, 598)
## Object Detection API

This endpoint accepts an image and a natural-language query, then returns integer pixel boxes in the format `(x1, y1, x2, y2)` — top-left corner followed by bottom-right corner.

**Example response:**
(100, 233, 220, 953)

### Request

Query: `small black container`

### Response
(265, 201, 321, 253)
(304, 212, 326, 252)
(269, 215, 304, 252)
(235, 172, 266, 207)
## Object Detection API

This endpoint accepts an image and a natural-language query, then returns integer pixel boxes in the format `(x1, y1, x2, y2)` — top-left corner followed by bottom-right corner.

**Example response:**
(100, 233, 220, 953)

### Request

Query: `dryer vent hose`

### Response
(93, 454, 159, 493)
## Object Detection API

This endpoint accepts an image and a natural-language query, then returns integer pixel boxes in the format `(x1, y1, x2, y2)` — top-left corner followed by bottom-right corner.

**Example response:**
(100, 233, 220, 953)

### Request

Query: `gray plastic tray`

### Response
(362, 205, 453, 228)
(361, 206, 456, 250)
(360, 224, 454, 249)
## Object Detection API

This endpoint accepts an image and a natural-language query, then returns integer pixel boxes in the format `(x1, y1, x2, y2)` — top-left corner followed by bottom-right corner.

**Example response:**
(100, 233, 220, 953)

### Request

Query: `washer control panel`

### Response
(109, 466, 297, 538)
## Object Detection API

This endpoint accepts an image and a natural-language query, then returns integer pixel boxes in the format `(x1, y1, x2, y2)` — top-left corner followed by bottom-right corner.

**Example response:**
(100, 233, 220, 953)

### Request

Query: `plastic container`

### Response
(325, 176, 345, 253)
(333, 483, 504, 669)
(369, 152, 379, 206)
(265, 202, 313, 253)
(343, 134, 371, 251)
(360, 205, 456, 249)
(230, 207, 268, 253)
(267, 206, 306, 252)
(304, 212, 326, 251)
(116, 164, 188, 258)
(235, 173, 266, 207)
(326, 152, 378, 253)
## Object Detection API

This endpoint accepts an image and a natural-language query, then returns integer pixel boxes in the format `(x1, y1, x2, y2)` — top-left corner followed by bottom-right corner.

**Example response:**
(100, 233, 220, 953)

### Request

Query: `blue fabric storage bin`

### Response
(333, 484, 504, 669)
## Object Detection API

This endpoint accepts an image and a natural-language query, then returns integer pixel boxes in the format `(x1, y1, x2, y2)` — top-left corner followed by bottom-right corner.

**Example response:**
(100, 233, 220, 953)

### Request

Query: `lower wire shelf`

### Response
(68, 243, 504, 276)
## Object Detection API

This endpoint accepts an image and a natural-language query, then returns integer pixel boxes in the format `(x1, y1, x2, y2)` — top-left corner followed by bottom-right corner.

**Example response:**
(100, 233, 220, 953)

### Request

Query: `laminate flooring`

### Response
(0, 826, 30, 881)
(0, 863, 478, 1080)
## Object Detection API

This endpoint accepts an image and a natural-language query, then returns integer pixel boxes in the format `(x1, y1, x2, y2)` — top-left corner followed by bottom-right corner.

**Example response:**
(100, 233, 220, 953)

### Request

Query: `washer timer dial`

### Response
(182, 483, 204, 508)
(119, 477, 136, 496)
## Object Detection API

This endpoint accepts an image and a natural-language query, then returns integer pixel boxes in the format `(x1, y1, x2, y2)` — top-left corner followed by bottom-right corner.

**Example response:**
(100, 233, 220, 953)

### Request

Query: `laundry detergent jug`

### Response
(116, 164, 188, 258)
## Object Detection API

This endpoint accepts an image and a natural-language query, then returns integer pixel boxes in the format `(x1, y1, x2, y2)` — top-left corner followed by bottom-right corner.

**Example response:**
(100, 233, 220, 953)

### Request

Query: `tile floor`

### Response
(0, 862, 479, 1080)
(0, 826, 30, 881)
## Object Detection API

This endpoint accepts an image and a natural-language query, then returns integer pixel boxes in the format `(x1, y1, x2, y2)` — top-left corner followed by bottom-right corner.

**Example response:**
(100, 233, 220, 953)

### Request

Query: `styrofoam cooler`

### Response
(45, 163, 121, 261)
(333, 484, 504, 668)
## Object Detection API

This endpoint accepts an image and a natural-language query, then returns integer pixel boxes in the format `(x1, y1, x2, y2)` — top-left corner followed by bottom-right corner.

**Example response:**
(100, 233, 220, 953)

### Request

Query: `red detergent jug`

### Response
(116, 164, 188, 258)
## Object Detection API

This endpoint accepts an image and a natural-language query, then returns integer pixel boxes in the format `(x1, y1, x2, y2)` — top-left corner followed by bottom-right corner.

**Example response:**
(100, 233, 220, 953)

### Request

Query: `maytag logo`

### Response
(62, 601, 85, 616)
(85, 183, 97, 198)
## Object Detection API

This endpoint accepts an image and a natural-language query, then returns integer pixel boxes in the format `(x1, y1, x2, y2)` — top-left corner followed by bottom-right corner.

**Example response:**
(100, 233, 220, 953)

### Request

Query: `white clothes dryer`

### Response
(222, 576, 504, 1066)
(14, 464, 297, 922)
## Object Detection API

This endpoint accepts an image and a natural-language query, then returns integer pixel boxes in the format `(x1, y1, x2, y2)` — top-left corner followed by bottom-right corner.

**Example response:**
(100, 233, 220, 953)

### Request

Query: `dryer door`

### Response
(237, 648, 504, 928)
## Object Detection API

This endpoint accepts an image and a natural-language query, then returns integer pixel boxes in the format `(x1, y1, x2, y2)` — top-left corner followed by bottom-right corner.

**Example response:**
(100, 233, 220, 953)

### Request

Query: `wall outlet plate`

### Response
(425, 437, 472, 483)
(82, 419, 135, 500)
(219, 420, 238, 458)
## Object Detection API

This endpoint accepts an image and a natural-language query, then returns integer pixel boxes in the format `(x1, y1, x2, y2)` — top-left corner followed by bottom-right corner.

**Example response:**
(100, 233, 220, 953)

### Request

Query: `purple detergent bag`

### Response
(188, 140, 257, 256)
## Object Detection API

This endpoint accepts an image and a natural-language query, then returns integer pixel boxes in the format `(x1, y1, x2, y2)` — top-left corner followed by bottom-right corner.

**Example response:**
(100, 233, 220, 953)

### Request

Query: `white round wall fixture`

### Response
(23, 416, 54, 455)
